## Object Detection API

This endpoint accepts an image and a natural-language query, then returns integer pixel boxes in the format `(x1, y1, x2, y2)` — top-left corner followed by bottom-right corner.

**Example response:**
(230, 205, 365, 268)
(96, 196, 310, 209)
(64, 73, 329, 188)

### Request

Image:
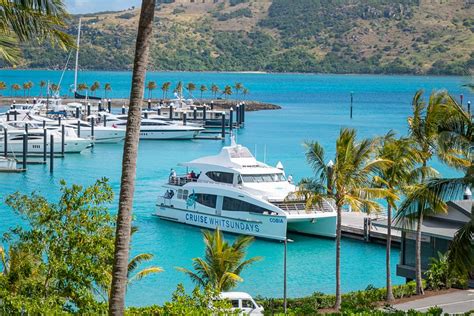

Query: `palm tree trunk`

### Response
(386, 203, 394, 302)
(334, 205, 342, 310)
(415, 211, 424, 295)
(108, 1, 156, 315)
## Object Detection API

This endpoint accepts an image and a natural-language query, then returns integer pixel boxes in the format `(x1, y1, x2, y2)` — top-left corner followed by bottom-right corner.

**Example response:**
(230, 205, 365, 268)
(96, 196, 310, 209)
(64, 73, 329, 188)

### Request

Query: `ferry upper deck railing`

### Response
(168, 175, 198, 186)
(271, 199, 336, 214)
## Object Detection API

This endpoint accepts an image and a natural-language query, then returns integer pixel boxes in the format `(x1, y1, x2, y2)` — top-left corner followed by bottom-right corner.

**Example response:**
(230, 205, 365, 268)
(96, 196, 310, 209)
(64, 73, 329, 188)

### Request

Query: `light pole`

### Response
(283, 237, 293, 314)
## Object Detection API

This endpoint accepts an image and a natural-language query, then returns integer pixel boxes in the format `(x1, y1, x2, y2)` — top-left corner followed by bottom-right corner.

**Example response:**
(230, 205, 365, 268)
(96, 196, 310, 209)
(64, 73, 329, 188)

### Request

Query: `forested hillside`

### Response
(10, 0, 474, 75)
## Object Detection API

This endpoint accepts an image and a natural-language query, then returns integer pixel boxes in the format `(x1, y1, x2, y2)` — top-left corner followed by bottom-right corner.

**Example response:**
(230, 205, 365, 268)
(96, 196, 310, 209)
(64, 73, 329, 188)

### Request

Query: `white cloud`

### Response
(65, 0, 141, 14)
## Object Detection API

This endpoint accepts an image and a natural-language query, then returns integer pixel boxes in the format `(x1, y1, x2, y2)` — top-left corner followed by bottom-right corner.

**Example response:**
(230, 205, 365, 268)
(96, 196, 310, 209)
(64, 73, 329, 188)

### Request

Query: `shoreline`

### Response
(0, 97, 281, 112)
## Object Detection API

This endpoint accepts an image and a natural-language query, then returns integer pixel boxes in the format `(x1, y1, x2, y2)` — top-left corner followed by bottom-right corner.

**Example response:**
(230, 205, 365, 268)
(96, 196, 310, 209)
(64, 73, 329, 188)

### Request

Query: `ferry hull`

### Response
(287, 215, 337, 238)
(155, 205, 287, 241)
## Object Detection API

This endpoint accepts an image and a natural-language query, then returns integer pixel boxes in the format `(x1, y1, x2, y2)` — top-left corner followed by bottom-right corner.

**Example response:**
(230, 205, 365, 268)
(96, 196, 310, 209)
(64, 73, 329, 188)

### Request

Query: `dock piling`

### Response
(87, 103, 91, 116)
(6, 112, 10, 122)
(169, 106, 173, 120)
(203, 107, 207, 121)
(193, 106, 197, 120)
(22, 133, 27, 170)
(90, 117, 95, 138)
(61, 125, 65, 156)
(76, 107, 80, 119)
(58, 116, 61, 126)
(103, 116, 107, 127)
(49, 134, 54, 172)
(122, 105, 125, 114)
(77, 120, 81, 138)
(108, 99, 112, 113)
(13, 111, 17, 121)
(236, 105, 240, 127)
(211, 101, 214, 110)
(183, 112, 187, 125)
(363, 217, 371, 242)
(148, 99, 151, 110)
(229, 108, 233, 132)
(3, 129, 7, 157)
(43, 128, 47, 163)
(157, 106, 161, 116)
(468, 101, 471, 114)
(221, 112, 225, 139)
(98, 101, 102, 112)
(43, 120, 46, 129)
(241, 103, 245, 125)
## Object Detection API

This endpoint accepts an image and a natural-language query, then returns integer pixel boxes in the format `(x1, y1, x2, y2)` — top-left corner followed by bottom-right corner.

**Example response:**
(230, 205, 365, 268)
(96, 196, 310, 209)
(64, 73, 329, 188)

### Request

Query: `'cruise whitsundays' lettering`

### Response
(185, 213, 260, 232)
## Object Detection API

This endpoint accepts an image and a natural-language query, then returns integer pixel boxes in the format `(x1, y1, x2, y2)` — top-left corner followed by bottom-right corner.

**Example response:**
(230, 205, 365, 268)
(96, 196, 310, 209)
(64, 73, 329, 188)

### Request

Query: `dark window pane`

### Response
(206, 171, 234, 184)
(190, 193, 217, 208)
(223, 196, 270, 214)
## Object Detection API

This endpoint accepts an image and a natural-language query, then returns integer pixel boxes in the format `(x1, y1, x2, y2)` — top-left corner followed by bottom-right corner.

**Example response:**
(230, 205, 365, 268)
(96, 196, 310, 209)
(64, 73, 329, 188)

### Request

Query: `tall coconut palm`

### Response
(222, 85, 232, 99)
(146, 81, 156, 99)
(199, 84, 207, 101)
(299, 128, 392, 310)
(186, 82, 196, 98)
(396, 90, 450, 295)
(0, 81, 6, 97)
(22, 82, 28, 97)
(90, 81, 100, 97)
(109, 1, 156, 314)
(77, 83, 88, 94)
(234, 82, 243, 98)
(374, 133, 424, 302)
(161, 81, 171, 99)
(0, 0, 73, 64)
(242, 87, 249, 100)
(11, 83, 20, 97)
(104, 83, 112, 99)
(39, 80, 46, 96)
(177, 228, 261, 292)
(211, 84, 219, 99)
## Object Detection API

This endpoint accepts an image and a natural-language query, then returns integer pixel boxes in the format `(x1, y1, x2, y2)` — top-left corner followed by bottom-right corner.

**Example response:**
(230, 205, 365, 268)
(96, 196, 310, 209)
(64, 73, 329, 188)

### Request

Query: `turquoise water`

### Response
(0, 70, 472, 306)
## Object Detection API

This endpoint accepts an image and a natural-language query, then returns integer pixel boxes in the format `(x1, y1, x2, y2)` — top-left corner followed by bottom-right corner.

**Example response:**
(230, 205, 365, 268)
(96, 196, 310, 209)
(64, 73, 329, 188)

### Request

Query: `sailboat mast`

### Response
(74, 18, 82, 93)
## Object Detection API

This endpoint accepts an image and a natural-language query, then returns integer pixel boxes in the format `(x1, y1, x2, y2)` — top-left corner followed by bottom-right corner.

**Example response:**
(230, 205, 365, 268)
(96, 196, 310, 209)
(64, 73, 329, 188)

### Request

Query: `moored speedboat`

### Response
(155, 140, 337, 241)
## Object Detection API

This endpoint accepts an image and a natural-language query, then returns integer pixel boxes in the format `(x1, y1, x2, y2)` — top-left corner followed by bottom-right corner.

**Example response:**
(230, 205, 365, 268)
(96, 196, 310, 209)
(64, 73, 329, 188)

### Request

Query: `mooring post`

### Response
(236, 104, 240, 126)
(460, 94, 464, 106)
(108, 99, 112, 113)
(58, 116, 61, 126)
(241, 103, 245, 124)
(221, 112, 225, 139)
(98, 101, 102, 112)
(169, 106, 173, 120)
(76, 107, 80, 119)
(157, 106, 161, 116)
(363, 217, 371, 242)
(3, 129, 7, 157)
(43, 120, 46, 129)
(6, 112, 10, 122)
(90, 117, 95, 139)
(77, 120, 81, 138)
(229, 108, 234, 132)
(13, 110, 17, 121)
(103, 115, 107, 127)
(87, 103, 91, 116)
(148, 99, 151, 110)
(183, 112, 187, 125)
(61, 125, 65, 156)
(43, 128, 47, 163)
(211, 101, 214, 110)
(467, 101, 471, 114)
(203, 107, 207, 122)
(25, 124, 28, 136)
(33, 98, 37, 105)
(50, 134, 54, 172)
(122, 105, 125, 114)
(22, 133, 27, 170)
(193, 106, 197, 120)
(144, 112, 148, 119)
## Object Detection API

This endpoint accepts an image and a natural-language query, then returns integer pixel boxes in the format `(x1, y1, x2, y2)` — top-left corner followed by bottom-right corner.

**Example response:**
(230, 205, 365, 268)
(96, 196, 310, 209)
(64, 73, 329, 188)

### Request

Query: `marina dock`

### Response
(341, 212, 401, 245)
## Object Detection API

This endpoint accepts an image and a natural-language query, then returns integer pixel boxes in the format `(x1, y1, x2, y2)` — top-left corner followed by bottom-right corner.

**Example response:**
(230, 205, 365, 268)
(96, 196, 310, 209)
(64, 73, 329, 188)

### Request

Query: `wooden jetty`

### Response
(341, 212, 401, 245)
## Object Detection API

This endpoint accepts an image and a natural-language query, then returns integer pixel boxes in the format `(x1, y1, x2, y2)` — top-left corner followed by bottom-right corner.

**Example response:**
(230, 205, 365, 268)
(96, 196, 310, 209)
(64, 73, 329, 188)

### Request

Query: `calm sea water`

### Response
(0, 70, 472, 306)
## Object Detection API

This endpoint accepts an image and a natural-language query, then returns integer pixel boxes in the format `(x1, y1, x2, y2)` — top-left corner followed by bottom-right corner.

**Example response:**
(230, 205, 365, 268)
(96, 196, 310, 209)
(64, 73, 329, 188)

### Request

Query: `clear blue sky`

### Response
(65, 0, 141, 14)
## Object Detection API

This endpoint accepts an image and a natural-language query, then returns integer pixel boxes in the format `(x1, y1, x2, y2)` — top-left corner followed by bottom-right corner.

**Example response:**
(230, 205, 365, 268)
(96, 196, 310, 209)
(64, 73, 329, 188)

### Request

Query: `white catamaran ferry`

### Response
(155, 140, 336, 241)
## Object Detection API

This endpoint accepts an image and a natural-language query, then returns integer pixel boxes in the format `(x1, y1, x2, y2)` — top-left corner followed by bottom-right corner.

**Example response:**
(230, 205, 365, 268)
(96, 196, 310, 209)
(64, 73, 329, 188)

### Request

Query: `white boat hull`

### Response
(155, 204, 288, 241)
(77, 128, 125, 143)
(287, 214, 337, 238)
(0, 138, 91, 153)
(139, 129, 201, 140)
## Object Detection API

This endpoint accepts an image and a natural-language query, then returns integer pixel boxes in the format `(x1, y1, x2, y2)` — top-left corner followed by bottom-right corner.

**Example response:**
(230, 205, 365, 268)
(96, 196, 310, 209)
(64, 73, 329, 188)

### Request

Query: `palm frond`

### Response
(448, 213, 473, 275)
(128, 253, 153, 276)
(128, 267, 163, 284)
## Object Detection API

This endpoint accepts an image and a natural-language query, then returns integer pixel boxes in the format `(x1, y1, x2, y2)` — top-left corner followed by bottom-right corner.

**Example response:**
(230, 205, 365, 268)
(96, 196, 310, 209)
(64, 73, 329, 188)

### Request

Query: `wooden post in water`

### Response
(43, 128, 47, 163)
(90, 117, 95, 139)
(61, 125, 65, 156)
(25, 124, 28, 136)
(468, 101, 471, 114)
(221, 112, 225, 139)
(148, 99, 151, 110)
(229, 108, 233, 132)
(43, 120, 46, 129)
(144, 112, 148, 119)
(169, 106, 173, 120)
(203, 107, 207, 122)
(241, 103, 245, 125)
(87, 103, 91, 116)
(76, 107, 80, 119)
(98, 101, 102, 112)
(77, 120, 81, 138)
(22, 133, 27, 170)
(50, 134, 54, 172)
(3, 129, 7, 157)
(183, 112, 187, 125)
(236, 104, 240, 127)
(211, 101, 214, 110)
(157, 106, 161, 116)
(58, 116, 61, 126)
(103, 115, 107, 127)
(460, 94, 464, 106)
(122, 105, 125, 114)
(13, 110, 17, 121)
(108, 99, 112, 113)
(350, 92, 353, 119)
(6, 112, 10, 122)
(193, 106, 197, 120)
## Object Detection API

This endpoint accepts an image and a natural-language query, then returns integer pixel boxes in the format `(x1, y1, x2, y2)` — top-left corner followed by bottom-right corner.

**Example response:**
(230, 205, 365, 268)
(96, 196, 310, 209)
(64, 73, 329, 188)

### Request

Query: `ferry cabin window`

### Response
(223, 197, 271, 214)
(205, 171, 234, 184)
(189, 193, 217, 208)
(177, 189, 188, 200)
(241, 174, 286, 183)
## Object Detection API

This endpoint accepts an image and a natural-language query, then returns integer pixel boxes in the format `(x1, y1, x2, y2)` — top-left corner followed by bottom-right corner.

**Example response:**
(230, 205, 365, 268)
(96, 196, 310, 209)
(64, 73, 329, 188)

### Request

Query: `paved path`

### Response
(392, 290, 474, 314)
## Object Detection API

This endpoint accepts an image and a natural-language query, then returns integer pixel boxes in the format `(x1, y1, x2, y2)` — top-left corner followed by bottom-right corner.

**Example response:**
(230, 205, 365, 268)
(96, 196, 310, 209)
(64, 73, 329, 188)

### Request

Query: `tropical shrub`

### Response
(425, 252, 467, 290)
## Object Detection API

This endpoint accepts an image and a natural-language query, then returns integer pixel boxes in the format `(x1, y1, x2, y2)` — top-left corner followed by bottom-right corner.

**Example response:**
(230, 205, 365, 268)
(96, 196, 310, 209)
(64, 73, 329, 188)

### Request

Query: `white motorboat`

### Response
(102, 113, 204, 140)
(0, 156, 18, 172)
(0, 122, 92, 154)
(56, 119, 125, 143)
(155, 140, 337, 241)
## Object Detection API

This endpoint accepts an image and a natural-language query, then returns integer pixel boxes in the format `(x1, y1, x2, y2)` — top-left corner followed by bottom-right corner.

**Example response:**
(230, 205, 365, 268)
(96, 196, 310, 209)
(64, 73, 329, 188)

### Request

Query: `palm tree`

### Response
(104, 83, 112, 99)
(11, 83, 20, 97)
(174, 81, 183, 98)
(199, 84, 207, 102)
(0, 0, 73, 64)
(0, 81, 6, 98)
(50, 83, 59, 94)
(185, 82, 196, 98)
(177, 228, 261, 292)
(146, 81, 157, 99)
(211, 84, 219, 99)
(222, 85, 232, 99)
(396, 90, 450, 295)
(242, 88, 249, 100)
(234, 82, 243, 98)
(22, 82, 29, 97)
(374, 133, 423, 302)
(77, 83, 88, 94)
(27, 81, 33, 97)
(90, 81, 100, 97)
(109, 1, 156, 314)
(39, 80, 46, 96)
(299, 128, 391, 310)
(161, 82, 171, 99)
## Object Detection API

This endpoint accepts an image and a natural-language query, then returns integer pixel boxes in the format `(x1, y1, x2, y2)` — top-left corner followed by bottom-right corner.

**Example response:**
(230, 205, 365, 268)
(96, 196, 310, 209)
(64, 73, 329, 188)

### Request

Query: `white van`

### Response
(219, 292, 264, 315)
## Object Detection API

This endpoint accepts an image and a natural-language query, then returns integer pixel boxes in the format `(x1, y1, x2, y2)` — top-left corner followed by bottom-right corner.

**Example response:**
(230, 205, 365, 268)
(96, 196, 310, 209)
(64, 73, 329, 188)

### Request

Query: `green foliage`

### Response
(213, 8, 252, 21)
(0, 179, 115, 313)
(425, 252, 467, 290)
